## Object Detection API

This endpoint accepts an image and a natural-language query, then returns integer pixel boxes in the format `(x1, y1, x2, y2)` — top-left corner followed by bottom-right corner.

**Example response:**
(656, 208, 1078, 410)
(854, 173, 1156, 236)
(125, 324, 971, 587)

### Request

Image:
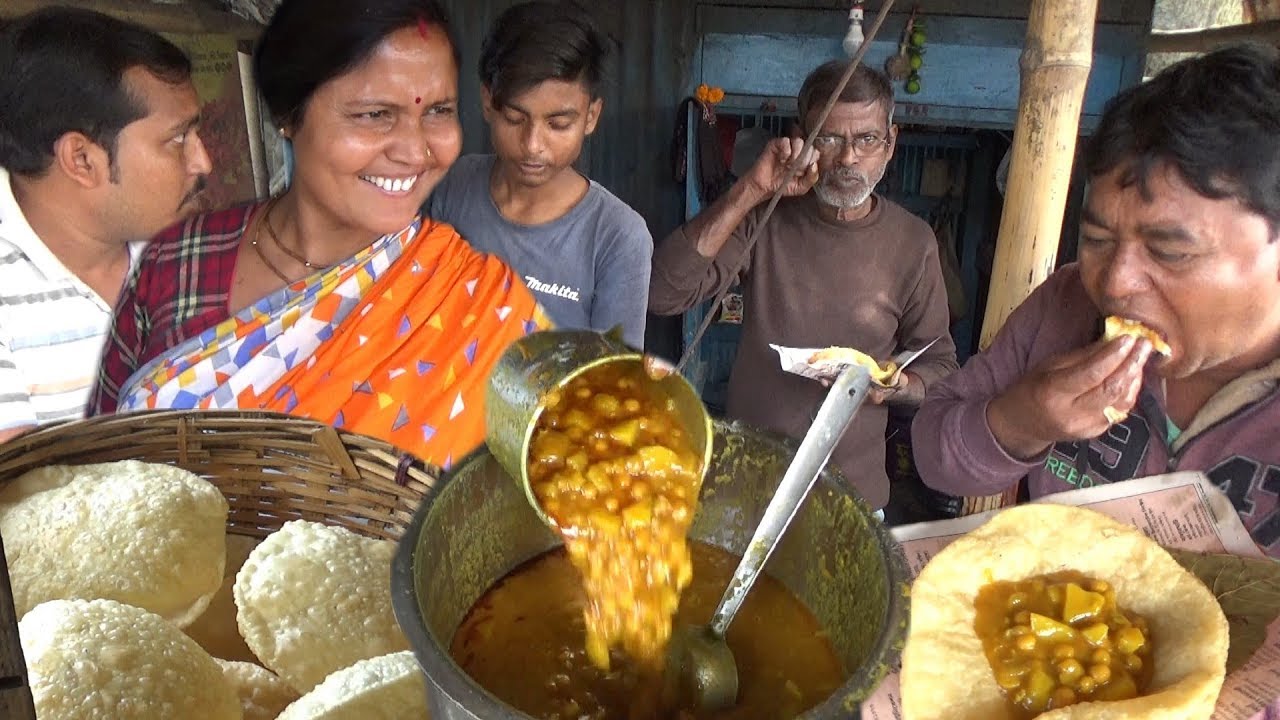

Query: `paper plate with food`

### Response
(770, 337, 940, 385)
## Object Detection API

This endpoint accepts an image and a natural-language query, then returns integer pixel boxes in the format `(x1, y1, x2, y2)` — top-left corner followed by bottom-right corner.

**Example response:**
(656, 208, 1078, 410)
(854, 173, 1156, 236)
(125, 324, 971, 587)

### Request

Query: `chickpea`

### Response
(1090, 649, 1112, 667)
(1056, 659, 1084, 683)
(1051, 644, 1076, 660)
(591, 393, 621, 419)
(996, 665, 1026, 690)
(1050, 686, 1077, 709)
(1076, 676, 1097, 694)
(1015, 633, 1038, 653)
(1088, 663, 1111, 684)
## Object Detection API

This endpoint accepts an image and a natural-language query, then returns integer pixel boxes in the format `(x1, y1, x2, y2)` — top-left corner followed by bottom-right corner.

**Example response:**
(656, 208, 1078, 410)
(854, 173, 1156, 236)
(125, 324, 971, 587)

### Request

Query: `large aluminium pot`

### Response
(392, 419, 911, 719)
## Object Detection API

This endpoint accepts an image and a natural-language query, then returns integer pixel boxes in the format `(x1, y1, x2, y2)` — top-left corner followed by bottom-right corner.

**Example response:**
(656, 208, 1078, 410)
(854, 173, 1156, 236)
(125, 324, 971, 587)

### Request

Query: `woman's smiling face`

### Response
(288, 23, 461, 239)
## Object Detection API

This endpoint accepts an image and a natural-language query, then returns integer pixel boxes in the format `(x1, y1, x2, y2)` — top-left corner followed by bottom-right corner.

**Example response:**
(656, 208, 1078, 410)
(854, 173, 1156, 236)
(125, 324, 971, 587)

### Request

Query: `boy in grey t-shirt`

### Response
(426, 0, 652, 349)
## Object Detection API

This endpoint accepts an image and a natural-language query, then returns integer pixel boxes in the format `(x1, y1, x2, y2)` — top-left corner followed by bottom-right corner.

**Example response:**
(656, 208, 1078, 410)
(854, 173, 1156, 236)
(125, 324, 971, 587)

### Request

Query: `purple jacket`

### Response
(913, 264, 1280, 558)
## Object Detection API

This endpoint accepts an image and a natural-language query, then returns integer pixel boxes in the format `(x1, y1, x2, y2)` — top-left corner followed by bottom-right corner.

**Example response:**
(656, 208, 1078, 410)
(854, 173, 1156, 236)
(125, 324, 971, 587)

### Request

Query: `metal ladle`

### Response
(664, 362, 876, 713)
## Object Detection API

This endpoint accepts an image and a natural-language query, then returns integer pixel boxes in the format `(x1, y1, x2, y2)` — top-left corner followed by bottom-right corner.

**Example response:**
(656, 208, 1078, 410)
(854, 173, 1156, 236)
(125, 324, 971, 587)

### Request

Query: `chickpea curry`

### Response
(451, 541, 846, 720)
(526, 361, 703, 670)
(974, 571, 1153, 718)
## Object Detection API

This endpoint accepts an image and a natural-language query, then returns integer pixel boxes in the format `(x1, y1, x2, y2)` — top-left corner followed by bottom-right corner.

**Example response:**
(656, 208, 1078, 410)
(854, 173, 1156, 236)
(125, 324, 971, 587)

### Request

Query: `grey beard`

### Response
(813, 166, 885, 210)
(813, 178, 874, 209)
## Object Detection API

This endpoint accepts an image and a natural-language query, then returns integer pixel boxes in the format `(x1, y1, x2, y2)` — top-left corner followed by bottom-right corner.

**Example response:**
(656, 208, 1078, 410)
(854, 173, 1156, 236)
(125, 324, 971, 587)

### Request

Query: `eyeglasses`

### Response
(811, 133, 891, 157)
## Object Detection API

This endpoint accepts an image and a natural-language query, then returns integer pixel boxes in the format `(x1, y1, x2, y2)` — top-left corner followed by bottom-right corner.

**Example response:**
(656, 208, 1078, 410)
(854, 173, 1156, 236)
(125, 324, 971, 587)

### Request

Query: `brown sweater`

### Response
(650, 193, 958, 509)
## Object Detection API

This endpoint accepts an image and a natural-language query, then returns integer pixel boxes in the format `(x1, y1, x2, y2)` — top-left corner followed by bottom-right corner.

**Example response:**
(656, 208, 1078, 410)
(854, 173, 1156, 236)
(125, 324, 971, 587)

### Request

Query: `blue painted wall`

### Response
(695, 9, 1147, 132)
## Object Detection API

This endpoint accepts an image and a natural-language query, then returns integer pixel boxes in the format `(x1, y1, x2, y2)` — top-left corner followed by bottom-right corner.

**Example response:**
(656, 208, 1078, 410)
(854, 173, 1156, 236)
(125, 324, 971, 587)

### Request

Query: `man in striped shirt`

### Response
(0, 8, 212, 442)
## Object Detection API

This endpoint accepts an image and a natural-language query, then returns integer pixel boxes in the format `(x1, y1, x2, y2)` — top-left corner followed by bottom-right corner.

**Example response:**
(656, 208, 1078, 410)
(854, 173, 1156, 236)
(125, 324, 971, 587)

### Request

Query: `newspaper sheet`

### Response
(860, 472, 1279, 720)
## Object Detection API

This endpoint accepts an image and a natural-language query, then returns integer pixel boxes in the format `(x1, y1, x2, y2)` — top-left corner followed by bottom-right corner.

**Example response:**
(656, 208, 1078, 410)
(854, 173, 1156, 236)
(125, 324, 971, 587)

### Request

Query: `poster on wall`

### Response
(162, 32, 264, 210)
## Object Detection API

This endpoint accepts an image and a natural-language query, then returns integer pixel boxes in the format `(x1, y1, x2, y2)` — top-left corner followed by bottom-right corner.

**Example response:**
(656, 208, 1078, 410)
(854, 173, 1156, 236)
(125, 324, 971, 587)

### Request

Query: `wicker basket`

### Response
(0, 409, 440, 719)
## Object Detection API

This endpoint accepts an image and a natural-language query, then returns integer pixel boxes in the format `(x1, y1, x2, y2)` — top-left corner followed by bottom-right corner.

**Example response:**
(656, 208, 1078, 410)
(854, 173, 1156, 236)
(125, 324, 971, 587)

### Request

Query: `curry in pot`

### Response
(451, 541, 845, 720)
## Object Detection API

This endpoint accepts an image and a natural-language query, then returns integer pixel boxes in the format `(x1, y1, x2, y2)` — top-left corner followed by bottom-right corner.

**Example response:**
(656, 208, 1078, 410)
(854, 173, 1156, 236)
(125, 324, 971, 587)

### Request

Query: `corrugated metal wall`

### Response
(437, 0, 699, 239)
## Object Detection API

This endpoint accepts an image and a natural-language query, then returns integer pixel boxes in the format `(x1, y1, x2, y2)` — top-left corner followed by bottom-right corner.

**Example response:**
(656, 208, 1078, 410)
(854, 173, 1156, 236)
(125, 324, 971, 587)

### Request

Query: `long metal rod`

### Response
(709, 364, 873, 635)
(675, 0, 898, 374)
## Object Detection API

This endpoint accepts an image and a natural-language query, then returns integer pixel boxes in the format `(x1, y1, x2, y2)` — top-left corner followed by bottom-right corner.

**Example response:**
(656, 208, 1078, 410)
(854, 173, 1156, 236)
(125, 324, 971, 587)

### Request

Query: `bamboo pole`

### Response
(980, 0, 1097, 348)
(965, 0, 1097, 516)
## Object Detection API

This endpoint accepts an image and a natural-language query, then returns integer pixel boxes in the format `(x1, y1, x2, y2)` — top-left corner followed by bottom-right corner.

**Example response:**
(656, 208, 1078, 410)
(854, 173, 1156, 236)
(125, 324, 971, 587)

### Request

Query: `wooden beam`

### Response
(1147, 19, 1280, 53)
(0, 0, 261, 41)
(966, 0, 1097, 516)
(694, 0, 1152, 25)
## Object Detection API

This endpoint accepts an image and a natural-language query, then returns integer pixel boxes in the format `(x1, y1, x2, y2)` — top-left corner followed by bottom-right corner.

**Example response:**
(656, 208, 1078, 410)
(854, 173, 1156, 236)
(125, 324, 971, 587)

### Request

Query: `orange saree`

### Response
(118, 217, 551, 467)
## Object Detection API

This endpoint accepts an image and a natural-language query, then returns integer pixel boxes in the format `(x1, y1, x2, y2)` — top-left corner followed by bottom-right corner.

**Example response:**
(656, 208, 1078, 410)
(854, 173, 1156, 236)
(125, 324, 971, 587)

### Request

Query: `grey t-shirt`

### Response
(428, 155, 653, 348)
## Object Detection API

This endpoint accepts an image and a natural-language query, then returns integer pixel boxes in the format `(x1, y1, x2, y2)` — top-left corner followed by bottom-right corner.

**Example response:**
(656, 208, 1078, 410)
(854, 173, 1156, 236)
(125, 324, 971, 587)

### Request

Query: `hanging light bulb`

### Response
(842, 2, 865, 57)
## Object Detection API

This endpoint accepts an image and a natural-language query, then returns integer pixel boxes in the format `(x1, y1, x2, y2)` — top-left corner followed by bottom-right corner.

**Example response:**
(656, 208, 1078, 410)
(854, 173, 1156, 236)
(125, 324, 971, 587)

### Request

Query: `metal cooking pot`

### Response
(391, 420, 910, 719)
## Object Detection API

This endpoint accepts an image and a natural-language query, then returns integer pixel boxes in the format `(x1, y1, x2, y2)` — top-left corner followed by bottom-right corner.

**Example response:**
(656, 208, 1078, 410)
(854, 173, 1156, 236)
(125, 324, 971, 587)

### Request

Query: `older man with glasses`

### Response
(649, 60, 957, 515)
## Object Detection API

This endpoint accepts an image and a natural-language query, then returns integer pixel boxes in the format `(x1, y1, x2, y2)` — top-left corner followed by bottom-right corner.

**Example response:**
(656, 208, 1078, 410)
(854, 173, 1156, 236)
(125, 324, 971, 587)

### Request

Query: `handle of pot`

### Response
(708, 364, 873, 637)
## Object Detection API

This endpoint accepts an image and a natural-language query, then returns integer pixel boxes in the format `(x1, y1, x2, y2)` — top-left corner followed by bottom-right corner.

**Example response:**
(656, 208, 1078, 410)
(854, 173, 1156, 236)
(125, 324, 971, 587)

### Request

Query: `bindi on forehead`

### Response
(417, 17, 431, 40)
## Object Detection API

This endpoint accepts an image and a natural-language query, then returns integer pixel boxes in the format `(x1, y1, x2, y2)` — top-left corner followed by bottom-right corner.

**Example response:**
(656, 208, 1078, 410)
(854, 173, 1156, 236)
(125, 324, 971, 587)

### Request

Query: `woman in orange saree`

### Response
(90, 0, 551, 467)
(104, 215, 547, 468)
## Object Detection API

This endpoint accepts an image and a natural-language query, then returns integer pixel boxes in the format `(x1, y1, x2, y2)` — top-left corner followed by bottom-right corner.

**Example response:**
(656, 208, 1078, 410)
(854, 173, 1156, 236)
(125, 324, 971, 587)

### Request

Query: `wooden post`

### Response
(980, 0, 1097, 351)
(964, 0, 1097, 516)
(1148, 19, 1280, 53)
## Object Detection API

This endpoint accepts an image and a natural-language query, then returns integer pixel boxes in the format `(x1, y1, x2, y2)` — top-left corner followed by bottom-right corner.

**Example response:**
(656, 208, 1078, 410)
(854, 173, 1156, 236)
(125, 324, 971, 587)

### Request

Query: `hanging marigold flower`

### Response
(696, 83, 726, 105)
